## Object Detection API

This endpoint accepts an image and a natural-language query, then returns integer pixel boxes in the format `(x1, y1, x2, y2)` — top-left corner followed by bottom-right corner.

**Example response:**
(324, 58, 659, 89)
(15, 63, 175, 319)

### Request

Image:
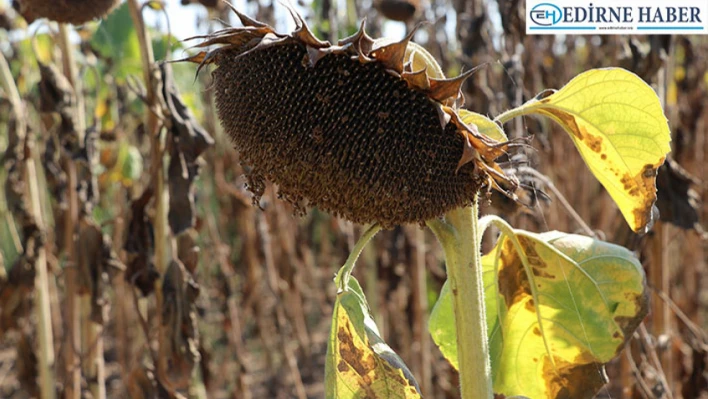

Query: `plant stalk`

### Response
(494, 106, 532, 125)
(127, 0, 166, 290)
(127, 1, 171, 391)
(57, 24, 95, 399)
(0, 49, 57, 399)
(428, 200, 493, 399)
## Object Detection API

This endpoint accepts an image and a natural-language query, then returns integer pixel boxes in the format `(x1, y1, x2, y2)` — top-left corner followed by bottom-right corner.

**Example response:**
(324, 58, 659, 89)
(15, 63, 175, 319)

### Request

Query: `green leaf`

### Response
(428, 241, 501, 371)
(459, 110, 508, 142)
(496, 68, 671, 233)
(90, 3, 142, 81)
(152, 33, 183, 62)
(430, 217, 648, 399)
(326, 277, 422, 399)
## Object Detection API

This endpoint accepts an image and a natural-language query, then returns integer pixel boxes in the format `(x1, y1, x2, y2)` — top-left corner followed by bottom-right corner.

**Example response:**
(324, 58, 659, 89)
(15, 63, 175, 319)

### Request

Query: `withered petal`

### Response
(369, 24, 420, 74)
(402, 67, 430, 90)
(428, 66, 480, 105)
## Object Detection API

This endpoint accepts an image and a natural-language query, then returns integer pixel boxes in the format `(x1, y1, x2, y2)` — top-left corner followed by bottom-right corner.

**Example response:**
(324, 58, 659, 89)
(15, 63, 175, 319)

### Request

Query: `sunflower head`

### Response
(13, 0, 121, 25)
(186, 4, 517, 227)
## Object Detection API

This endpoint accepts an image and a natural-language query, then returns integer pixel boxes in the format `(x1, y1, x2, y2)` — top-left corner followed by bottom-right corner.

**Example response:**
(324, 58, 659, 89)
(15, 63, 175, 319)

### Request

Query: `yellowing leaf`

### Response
(459, 110, 508, 142)
(499, 68, 671, 233)
(404, 42, 445, 79)
(430, 216, 648, 399)
(326, 277, 422, 399)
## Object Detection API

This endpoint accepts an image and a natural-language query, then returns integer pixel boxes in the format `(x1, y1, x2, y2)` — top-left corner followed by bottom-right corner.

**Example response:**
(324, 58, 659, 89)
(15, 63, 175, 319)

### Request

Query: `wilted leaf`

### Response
(0, 219, 43, 337)
(655, 158, 703, 232)
(176, 230, 200, 274)
(38, 61, 80, 154)
(0, 252, 36, 337)
(75, 124, 100, 214)
(326, 277, 422, 399)
(42, 135, 67, 211)
(501, 68, 671, 233)
(124, 190, 159, 296)
(161, 63, 213, 235)
(16, 331, 38, 398)
(76, 218, 125, 324)
(159, 259, 200, 390)
(430, 217, 648, 399)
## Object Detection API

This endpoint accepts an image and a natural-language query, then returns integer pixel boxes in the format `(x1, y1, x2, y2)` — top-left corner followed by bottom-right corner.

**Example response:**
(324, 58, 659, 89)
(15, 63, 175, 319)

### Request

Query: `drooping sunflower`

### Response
(186, 4, 516, 228)
(12, 0, 121, 25)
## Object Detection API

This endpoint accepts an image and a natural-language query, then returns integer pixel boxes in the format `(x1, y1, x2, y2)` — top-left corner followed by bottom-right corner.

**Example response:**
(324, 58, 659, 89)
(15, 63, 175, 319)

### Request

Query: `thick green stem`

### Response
(428, 200, 493, 399)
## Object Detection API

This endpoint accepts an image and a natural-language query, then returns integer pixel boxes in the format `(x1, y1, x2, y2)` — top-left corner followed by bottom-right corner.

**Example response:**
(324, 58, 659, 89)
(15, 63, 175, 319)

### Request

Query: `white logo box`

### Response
(526, 0, 708, 35)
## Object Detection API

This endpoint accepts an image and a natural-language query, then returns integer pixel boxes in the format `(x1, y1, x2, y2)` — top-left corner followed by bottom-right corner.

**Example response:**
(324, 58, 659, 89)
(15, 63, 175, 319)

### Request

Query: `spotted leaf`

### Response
(498, 68, 671, 233)
(326, 277, 422, 399)
(429, 216, 648, 399)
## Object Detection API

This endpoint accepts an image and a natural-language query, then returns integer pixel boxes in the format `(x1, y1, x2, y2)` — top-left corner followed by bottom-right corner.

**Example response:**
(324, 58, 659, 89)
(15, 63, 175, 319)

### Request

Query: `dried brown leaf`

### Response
(159, 259, 201, 390)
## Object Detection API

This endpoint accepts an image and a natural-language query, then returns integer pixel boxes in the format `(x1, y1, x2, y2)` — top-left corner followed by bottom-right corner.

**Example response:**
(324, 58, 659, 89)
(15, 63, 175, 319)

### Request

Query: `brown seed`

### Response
(12, 0, 120, 25)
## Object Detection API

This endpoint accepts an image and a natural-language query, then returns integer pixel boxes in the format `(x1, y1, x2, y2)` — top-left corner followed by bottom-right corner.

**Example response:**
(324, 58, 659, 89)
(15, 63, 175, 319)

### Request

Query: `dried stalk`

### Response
(650, 55, 674, 398)
(257, 213, 308, 399)
(126, 0, 169, 387)
(126, 0, 165, 273)
(0, 47, 57, 399)
(57, 23, 106, 399)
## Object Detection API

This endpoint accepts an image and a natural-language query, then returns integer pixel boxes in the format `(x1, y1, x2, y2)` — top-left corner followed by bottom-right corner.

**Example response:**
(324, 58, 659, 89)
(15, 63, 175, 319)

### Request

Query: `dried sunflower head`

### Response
(375, 0, 419, 22)
(12, 0, 120, 25)
(187, 4, 516, 228)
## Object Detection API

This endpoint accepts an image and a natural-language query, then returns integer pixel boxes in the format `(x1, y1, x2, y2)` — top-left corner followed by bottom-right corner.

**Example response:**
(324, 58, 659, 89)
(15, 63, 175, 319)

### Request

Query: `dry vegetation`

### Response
(0, 0, 706, 398)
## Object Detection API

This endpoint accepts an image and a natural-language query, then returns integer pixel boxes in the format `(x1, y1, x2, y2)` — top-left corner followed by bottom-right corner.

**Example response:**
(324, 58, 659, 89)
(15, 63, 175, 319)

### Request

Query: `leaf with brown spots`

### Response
(325, 277, 422, 399)
(497, 68, 671, 233)
(429, 216, 648, 399)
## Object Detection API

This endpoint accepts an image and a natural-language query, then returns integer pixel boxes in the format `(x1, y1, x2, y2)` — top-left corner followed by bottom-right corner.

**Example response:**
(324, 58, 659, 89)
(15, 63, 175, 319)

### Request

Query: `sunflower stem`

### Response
(334, 224, 381, 292)
(494, 106, 531, 125)
(428, 199, 493, 399)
